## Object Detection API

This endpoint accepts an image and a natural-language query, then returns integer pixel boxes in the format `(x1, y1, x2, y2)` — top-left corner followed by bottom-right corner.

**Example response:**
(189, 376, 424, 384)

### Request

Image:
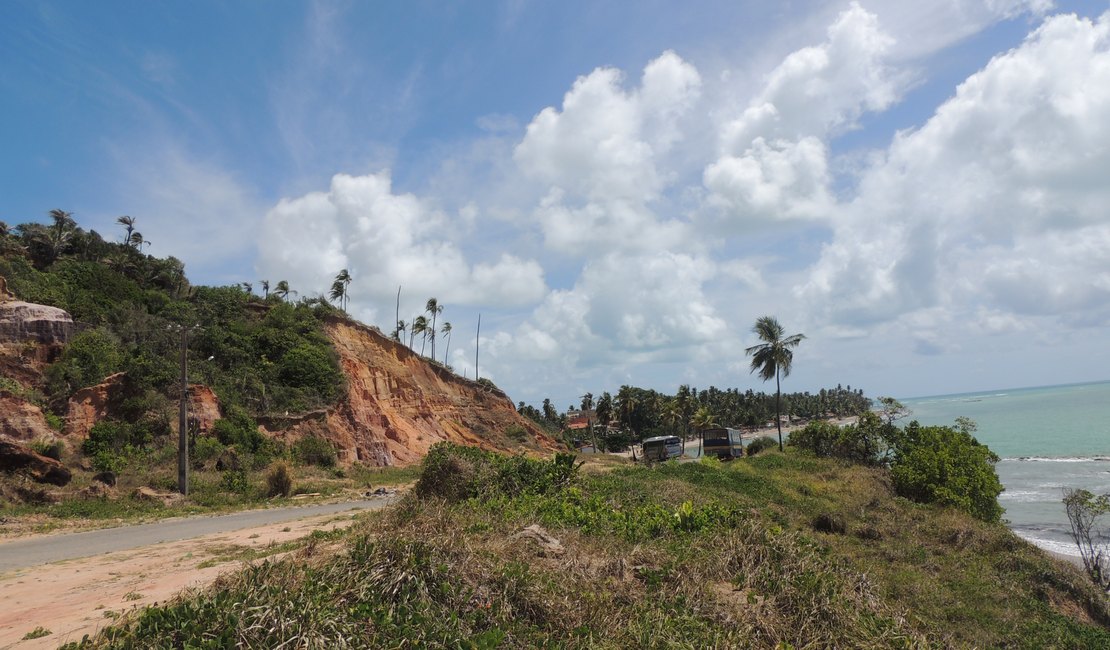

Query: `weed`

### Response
(22, 627, 51, 640)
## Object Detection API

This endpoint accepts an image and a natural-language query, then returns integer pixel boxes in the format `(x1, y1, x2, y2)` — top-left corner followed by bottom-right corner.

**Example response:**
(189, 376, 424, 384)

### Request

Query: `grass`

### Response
(63, 445, 1110, 649)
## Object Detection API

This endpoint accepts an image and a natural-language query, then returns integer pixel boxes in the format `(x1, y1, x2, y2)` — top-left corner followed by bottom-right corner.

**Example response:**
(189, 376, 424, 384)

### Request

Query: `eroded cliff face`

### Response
(262, 318, 560, 466)
(0, 392, 57, 443)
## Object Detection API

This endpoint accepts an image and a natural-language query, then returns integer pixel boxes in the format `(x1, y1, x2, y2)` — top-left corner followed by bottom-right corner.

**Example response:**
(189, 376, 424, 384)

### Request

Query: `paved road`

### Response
(0, 498, 395, 573)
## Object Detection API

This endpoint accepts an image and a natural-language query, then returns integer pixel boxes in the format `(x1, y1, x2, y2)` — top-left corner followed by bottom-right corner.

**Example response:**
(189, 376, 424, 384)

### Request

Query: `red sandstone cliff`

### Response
(261, 317, 560, 466)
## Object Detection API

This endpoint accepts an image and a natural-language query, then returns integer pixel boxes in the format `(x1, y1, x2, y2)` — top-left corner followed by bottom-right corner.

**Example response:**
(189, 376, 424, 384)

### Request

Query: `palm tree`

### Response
(440, 321, 452, 364)
(745, 315, 806, 452)
(129, 231, 151, 251)
(116, 215, 136, 244)
(274, 280, 296, 300)
(413, 316, 428, 355)
(260, 280, 270, 298)
(330, 269, 352, 313)
(425, 298, 443, 360)
(241, 281, 253, 294)
(691, 406, 718, 457)
(395, 320, 408, 345)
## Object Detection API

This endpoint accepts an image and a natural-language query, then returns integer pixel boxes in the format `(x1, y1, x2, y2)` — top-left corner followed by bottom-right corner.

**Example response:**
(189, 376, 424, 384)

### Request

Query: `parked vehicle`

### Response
(701, 427, 745, 459)
(642, 435, 683, 462)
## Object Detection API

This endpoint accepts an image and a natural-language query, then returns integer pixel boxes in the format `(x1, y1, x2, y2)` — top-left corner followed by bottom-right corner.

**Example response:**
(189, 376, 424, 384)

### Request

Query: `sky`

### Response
(3, 0, 1110, 408)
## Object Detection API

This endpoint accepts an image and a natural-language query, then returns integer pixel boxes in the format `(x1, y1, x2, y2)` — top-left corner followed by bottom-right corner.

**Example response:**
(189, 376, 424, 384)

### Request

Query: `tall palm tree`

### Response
(241, 281, 253, 294)
(745, 315, 806, 452)
(274, 280, 296, 300)
(691, 406, 718, 457)
(116, 215, 136, 244)
(413, 316, 428, 355)
(425, 298, 443, 360)
(395, 320, 408, 345)
(440, 321, 452, 364)
(260, 280, 270, 298)
(330, 269, 352, 313)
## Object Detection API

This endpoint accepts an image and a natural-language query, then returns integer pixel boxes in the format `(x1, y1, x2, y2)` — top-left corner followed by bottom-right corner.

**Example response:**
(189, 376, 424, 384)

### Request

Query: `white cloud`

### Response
(255, 172, 547, 322)
(704, 2, 903, 224)
(801, 11, 1110, 328)
(514, 51, 701, 254)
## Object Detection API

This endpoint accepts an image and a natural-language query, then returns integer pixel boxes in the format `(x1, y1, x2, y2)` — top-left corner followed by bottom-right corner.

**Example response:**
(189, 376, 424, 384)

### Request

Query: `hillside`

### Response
(0, 218, 555, 514)
(68, 446, 1110, 649)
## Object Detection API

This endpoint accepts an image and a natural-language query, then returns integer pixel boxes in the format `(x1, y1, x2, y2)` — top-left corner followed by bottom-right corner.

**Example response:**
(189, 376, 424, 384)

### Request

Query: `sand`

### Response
(0, 511, 363, 649)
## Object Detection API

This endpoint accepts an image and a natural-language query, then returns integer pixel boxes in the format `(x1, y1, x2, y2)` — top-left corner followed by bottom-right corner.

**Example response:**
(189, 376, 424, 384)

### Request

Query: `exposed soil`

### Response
(0, 511, 363, 649)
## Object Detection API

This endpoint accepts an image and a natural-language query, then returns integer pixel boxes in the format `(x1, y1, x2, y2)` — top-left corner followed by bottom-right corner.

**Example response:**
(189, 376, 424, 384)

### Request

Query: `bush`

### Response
(746, 436, 778, 456)
(890, 421, 1003, 522)
(190, 436, 225, 466)
(29, 438, 64, 461)
(415, 443, 581, 503)
(295, 435, 337, 468)
(788, 413, 888, 465)
(82, 420, 150, 457)
(212, 409, 265, 452)
(266, 462, 294, 497)
(221, 468, 252, 495)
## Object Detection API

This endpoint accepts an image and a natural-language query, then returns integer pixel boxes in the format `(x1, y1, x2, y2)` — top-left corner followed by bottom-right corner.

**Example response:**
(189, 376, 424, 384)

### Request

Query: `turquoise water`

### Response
(902, 381, 1110, 557)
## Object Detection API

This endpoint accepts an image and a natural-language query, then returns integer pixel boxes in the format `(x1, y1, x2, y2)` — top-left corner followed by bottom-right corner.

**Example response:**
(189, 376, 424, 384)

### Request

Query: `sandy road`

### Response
(0, 498, 395, 649)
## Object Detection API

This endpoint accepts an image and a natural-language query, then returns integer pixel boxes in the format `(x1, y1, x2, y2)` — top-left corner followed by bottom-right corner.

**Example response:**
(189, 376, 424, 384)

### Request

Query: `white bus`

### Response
(642, 435, 683, 462)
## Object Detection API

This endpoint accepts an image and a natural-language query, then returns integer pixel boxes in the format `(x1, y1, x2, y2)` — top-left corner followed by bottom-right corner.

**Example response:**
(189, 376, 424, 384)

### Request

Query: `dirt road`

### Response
(0, 498, 395, 649)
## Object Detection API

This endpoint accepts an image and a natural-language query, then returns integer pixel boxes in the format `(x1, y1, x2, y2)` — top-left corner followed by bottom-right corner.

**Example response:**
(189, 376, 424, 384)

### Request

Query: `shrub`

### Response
(82, 420, 150, 457)
(295, 435, 337, 468)
(890, 421, 1003, 522)
(212, 408, 265, 452)
(788, 413, 888, 465)
(415, 443, 580, 503)
(746, 436, 778, 456)
(266, 462, 294, 497)
(43, 412, 64, 432)
(221, 468, 252, 495)
(29, 438, 64, 461)
(190, 436, 225, 466)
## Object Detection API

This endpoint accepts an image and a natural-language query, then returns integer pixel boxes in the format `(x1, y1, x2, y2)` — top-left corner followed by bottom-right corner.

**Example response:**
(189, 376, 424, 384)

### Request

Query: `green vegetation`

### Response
(790, 414, 1004, 522)
(70, 445, 1110, 648)
(22, 627, 52, 640)
(1063, 488, 1110, 590)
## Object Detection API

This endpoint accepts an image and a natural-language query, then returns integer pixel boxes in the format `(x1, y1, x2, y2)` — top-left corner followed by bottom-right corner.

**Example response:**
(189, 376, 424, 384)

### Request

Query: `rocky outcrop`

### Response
(65, 372, 128, 440)
(0, 392, 57, 442)
(0, 300, 74, 345)
(0, 437, 72, 485)
(264, 318, 560, 467)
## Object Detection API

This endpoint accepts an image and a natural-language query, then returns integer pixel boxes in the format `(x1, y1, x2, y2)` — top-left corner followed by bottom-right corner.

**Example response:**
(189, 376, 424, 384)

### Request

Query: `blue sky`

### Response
(3, 1, 1110, 409)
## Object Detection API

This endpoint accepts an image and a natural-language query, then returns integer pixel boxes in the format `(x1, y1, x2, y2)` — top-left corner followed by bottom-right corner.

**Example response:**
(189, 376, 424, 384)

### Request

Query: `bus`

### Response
(701, 427, 744, 459)
(642, 435, 683, 462)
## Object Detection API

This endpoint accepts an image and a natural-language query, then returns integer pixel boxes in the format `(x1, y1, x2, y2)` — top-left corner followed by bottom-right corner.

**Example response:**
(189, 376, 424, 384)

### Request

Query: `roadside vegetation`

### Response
(67, 443, 1110, 649)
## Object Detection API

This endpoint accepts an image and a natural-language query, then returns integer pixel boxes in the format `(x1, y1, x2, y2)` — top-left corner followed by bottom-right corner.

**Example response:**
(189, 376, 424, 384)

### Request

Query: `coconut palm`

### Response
(129, 231, 151, 251)
(274, 280, 296, 300)
(691, 406, 718, 457)
(330, 269, 352, 313)
(440, 321, 452, 364)
(116, 215, 136, 244)
(745, 315, 806, 452)
(413, 316, 429, 355)
(395, 320, 408, 344)
(241, 281, 253, 294)
(425, 298, 443, 360)
(260, 280, 270, 298)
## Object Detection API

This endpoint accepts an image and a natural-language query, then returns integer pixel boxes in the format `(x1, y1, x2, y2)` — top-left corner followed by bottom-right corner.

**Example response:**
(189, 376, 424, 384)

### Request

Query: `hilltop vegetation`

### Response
(67, 444, 1110, 649)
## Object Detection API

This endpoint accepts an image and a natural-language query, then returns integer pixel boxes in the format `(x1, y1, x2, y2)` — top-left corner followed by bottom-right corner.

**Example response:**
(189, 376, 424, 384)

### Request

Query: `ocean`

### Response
(901, 380, 1110, 558)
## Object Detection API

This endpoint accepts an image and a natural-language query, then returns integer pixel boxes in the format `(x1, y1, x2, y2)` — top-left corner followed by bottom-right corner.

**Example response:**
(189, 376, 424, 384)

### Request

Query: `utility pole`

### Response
(172, 324, 201, 496)
(177, 326, 189, 496)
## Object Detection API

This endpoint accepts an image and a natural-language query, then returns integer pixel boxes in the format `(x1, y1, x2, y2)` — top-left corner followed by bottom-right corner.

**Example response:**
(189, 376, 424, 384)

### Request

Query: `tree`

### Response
(1064, 488, 1110, 590)
(330, 269, 352, 313)
(395, 320, 407, 344)
(580, 392, 594, 412)
(273, 280, 296, 300)
(413, 316, 428, 355)
(116, 215, 136, 244)
(240, 281, 253, 295)
(440, 321, 452, 364)
(129, 231, 151, 251)
(691, 406, 718, 457)
(425, 298, 443, 360)
(595, 392, 613, 427)
(260, 280, 270, 298)
(745, 316, 806, 452)
(877, 396, 910, 425)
